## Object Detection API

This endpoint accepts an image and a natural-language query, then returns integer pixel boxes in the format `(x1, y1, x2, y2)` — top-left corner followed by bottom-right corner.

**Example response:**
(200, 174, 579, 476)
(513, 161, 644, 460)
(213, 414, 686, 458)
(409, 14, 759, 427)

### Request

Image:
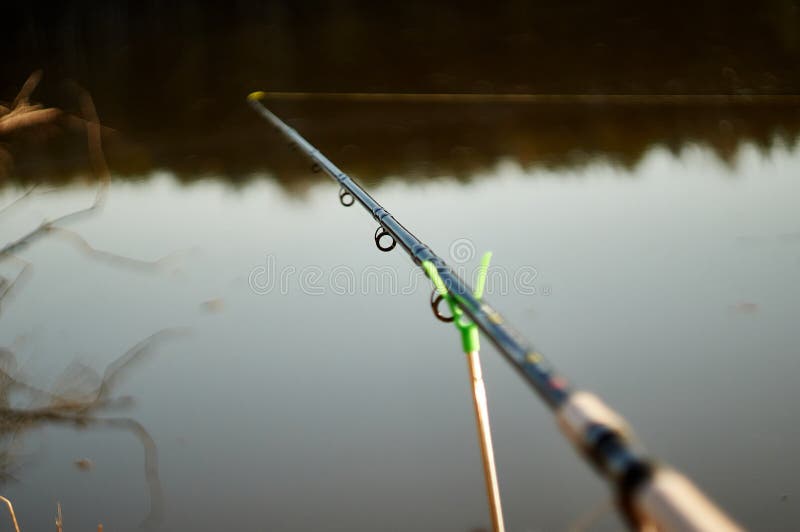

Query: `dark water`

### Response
(3, 1, 800, 186)
(1, 3, 800, 531)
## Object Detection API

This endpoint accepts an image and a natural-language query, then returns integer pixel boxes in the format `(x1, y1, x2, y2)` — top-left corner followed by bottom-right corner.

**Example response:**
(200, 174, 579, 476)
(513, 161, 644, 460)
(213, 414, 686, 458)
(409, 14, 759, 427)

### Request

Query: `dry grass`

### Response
(0, 495, 20, 532)
(0, 497, 106, 531)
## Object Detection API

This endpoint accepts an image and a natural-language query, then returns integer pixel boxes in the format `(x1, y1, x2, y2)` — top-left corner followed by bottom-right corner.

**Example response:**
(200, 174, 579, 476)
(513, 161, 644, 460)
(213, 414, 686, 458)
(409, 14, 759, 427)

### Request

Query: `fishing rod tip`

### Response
(247, 91, 267, 102)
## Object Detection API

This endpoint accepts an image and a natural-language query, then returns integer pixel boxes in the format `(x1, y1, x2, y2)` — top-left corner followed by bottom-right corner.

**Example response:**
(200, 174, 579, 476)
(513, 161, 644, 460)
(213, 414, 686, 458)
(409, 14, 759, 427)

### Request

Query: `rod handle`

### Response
(556, 392, 742, 531)
(557, 391, 632, 442)
(633, 468, 743, 532)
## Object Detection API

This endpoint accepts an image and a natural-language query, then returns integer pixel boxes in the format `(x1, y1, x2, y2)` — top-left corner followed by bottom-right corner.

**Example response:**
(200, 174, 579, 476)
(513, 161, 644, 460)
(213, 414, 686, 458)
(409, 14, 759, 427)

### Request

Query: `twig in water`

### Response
(45, 226, 186, 272)
(0, 71, 60, 136)
(0, 86, 109, 260)
(0, 185, 39, 218)
(0, 256, 32, 315)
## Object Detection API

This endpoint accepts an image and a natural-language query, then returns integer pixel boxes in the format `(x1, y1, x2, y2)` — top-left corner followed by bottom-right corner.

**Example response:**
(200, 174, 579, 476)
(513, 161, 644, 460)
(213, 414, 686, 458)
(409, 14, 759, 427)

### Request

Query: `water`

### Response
(0, 135, 798, 530)
(3, 3, 800, 530)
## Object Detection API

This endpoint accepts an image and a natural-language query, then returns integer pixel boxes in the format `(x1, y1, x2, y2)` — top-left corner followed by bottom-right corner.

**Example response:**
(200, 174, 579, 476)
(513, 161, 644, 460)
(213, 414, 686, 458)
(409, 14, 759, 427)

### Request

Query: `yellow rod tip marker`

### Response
(247, 91, 266, 101)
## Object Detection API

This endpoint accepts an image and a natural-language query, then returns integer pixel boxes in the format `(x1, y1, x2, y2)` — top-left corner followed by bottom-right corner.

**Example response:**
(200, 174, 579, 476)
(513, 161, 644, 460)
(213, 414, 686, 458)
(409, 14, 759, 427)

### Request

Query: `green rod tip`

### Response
(422, 261, 448, 296)
(473, 251, 493, 300)
(248, 91, 267, 101)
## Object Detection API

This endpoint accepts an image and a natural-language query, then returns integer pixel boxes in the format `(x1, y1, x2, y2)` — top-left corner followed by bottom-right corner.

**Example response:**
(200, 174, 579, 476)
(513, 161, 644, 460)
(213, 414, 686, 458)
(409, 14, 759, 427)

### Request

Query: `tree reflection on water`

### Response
(2, 2, 799, 189)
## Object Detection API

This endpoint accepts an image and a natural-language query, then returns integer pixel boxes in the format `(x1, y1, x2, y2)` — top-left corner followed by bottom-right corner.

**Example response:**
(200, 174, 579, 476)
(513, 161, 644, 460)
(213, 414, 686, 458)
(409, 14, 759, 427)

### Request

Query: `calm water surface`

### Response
(3, 3, 800, 529)
(0, 137, 798, 530)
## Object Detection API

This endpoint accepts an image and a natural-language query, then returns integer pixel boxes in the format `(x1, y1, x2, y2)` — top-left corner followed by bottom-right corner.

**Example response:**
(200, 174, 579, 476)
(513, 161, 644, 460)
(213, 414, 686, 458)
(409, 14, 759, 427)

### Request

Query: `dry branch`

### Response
(0, 71, 60, 137)
(0, 186, 38, 217)
(0, 495, 21, 532)
(0, 330, 185, 528)
(0, 73, 184, 529)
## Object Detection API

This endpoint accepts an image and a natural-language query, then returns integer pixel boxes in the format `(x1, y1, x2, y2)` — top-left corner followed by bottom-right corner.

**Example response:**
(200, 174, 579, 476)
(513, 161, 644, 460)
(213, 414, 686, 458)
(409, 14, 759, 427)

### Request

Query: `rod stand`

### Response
(424, 253, 505, 532)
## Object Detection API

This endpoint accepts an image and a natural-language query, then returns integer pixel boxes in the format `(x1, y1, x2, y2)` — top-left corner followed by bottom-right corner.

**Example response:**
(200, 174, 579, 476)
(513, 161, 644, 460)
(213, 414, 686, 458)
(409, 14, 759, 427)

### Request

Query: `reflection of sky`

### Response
(1, 142, 798, 531)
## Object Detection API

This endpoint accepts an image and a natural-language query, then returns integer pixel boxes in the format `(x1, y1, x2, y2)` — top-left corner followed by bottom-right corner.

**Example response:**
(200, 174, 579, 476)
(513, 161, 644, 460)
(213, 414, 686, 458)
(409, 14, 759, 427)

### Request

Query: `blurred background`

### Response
(2, 1, 800, 184)
(0, 2, 799, 531)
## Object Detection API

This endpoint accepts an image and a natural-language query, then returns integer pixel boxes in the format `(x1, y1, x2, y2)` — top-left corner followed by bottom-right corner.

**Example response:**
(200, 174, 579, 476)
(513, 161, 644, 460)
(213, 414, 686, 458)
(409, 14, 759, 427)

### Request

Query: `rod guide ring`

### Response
(374, 226, 396, 252)
(339, 188, 354, 207)
(430, 289, 454, 322)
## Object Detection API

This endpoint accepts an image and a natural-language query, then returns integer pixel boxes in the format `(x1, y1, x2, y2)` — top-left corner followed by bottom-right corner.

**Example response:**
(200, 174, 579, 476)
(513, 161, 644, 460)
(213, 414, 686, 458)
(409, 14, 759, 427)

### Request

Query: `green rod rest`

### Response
(423, 251, 492, 353)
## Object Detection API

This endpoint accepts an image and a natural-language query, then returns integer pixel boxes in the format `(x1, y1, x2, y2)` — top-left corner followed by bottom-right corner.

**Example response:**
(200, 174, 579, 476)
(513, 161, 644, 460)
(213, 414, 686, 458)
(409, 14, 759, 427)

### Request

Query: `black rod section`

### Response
(248, 93, 570, 409)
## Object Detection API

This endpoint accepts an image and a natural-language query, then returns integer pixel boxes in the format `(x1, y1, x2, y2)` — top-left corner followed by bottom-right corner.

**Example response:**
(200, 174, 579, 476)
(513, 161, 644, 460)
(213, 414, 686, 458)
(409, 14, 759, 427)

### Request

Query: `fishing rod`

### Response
(250, 91, 800, 105)
(247, 91, 741, 531)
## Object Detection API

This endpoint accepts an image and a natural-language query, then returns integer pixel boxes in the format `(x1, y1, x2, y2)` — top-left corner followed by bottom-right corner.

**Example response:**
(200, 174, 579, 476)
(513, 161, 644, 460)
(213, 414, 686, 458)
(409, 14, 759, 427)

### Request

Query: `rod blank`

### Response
(247, 92, 741, 531)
